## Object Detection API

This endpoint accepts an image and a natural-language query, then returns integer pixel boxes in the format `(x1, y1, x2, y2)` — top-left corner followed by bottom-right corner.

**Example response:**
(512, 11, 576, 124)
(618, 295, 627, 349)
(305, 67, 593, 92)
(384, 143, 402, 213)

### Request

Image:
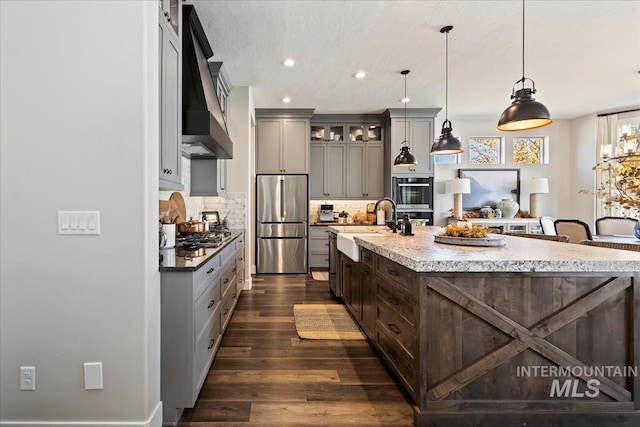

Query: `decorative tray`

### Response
(434, 234, 506, 247)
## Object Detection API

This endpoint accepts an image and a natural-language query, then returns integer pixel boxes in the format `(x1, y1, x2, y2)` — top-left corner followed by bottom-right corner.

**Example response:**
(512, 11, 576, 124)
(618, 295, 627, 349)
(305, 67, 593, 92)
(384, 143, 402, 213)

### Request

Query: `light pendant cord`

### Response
(401, 69, 410, 147)
(445, 28, 449, 122)
(521, 0, 526, 85)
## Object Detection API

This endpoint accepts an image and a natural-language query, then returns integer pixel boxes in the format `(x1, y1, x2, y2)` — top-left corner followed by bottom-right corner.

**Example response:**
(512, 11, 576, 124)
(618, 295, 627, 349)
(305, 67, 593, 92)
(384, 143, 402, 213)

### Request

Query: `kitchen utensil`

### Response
(177, 220, 207, 235)
(169, 192, 187, 225)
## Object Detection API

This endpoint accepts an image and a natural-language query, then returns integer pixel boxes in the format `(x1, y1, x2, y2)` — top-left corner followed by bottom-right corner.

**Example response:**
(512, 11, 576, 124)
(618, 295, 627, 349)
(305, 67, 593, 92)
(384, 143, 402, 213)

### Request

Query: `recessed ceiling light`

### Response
(282, 58, 296, 67)
(354, 71, 367, 79)
(400, 97, 410, 103)
(282, 97, 291, 103)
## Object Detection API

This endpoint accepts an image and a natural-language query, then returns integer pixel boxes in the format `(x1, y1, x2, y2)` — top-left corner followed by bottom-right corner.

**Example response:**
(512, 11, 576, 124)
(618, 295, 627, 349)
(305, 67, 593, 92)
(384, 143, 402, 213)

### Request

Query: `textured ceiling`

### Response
(190, 0, 640, 120)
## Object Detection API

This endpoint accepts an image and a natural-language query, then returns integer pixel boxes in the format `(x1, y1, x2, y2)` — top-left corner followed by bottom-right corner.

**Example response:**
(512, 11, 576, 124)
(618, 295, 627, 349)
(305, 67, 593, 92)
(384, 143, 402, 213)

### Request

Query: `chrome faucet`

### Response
(374, 197, 398, 233)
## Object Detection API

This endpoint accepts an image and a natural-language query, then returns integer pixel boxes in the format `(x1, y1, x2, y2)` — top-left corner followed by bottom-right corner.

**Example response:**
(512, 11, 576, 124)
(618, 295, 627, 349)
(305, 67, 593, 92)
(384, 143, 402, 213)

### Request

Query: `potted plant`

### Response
(338, 210, 349, 223)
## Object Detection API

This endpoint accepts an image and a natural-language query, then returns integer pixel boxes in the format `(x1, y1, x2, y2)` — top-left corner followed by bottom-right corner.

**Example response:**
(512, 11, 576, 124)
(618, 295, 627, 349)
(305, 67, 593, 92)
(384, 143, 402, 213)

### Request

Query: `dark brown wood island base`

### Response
(331, 226, 640, 427)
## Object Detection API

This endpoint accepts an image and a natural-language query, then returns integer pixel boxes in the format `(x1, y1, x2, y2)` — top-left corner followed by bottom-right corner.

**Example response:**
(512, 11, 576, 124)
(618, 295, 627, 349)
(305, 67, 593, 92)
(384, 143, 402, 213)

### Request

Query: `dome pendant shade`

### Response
(394, 145, 417, 167)
(394, 69, 417, 168)
(431, 120, 463, 155)
(497, 87, 552, 131)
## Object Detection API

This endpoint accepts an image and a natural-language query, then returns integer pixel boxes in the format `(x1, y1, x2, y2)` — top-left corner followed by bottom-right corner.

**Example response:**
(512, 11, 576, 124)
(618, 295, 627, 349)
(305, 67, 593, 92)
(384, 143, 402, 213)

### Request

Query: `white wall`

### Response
(0, 1, 161, 426)
(226, 86, 255, 288)
(570, 114, 598, 227)
(433, 119, 573, 226)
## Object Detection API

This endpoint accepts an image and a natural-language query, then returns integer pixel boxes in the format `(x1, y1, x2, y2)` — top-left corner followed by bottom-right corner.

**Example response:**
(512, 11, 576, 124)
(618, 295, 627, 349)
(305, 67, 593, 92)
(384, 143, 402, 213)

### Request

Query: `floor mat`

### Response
(293, 304, 365, 340)
(311, 271, 329, 281)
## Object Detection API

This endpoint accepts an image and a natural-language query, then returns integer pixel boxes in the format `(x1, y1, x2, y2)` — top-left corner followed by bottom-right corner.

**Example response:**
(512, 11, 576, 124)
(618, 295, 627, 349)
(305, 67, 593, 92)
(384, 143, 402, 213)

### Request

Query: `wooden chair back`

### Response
(595, 216, 638, 235)
(553, 219, 593, 244)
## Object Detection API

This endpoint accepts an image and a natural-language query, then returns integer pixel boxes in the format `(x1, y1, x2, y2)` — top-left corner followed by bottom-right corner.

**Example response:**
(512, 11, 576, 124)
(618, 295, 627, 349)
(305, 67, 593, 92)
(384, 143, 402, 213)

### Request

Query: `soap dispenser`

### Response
(402, 215, 413, 236)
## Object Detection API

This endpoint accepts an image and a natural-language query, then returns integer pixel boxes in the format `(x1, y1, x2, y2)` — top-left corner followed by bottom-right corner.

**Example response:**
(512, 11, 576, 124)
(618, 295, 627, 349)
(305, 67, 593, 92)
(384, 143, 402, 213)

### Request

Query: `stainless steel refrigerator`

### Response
(256, 174, 308, 273)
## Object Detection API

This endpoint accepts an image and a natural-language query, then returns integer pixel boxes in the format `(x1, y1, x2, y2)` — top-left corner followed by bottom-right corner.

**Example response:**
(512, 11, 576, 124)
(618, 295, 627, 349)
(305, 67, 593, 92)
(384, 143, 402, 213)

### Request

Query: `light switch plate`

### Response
(58, 211, 100, 235)
(84, 362, 103, 390)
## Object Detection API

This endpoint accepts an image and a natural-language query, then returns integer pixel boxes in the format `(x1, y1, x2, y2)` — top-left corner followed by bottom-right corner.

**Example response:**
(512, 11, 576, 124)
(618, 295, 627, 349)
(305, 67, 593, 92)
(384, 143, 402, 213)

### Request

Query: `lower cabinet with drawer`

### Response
(309, 227, 331, 268)
(160, 232, 244, 426)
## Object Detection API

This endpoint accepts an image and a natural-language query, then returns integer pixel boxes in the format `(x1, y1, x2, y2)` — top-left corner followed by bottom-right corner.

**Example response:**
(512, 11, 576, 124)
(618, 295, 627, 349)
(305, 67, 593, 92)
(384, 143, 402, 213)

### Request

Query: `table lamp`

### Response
(527, 177, 549, 218)
(446, 178, 471, 219)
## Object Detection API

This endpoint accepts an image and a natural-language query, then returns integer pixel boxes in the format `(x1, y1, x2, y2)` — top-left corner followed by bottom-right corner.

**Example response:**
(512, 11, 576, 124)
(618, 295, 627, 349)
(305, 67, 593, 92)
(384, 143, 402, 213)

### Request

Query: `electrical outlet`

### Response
(20, 366, 35, 391)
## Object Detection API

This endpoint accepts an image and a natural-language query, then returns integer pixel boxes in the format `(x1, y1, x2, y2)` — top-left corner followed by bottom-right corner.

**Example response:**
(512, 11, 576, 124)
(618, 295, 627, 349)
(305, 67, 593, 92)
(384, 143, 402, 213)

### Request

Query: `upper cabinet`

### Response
(348, 124, 383, 143)
(159, 3, 183, 190)
(385, 109, 441, 176)
(256, 109, 314, 174)
(309, 115, 384, 200)
(159, 0, 180, 38)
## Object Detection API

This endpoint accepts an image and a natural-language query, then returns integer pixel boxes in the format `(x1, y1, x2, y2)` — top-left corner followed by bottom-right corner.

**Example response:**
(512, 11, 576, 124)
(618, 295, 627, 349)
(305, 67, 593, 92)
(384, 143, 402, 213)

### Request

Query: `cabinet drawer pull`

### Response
(387, 269, 400, 277)
(224, 278, 229, 284)
(388, 323, 401, 334)
(207, 339, 215, 350)
(232, 293, 237, 300)
(364, 256, 371, 261)
(387, 296, 400, 306)
(345, 264, 351, 269)
(388, 351, 399, 364)
(232, 267, 237, 273)
(207, 267, 215, 274)
(207, 300, 215, 309)
(223, 308, 230, 315)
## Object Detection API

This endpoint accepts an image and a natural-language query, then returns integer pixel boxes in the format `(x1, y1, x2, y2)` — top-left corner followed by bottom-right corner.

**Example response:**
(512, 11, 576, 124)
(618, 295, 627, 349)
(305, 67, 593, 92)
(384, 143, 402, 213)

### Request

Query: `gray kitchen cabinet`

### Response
(390, 118, 434, 174)
(346, 142, 384, 199)
(310, 143, 345, 199)
(159, 5, 183, 191)
(256, 113, 312, 174)
(159, 0, 180, 38)
(190, 158, 226, 197)
(347, 124, 383, 143)
(309, 227, 331, 268)
(161, 233, 243, 425)
(311, 123, 347, 142)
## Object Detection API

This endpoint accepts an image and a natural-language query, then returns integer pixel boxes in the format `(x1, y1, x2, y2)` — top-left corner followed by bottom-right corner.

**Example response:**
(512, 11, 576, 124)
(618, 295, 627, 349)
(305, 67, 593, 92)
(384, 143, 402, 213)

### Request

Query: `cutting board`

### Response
(169, 192, 187, 224)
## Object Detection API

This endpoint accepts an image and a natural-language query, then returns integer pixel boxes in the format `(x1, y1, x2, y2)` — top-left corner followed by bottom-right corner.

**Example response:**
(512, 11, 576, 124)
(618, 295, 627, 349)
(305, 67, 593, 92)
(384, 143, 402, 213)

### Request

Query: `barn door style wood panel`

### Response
(414, 273, 640, 426)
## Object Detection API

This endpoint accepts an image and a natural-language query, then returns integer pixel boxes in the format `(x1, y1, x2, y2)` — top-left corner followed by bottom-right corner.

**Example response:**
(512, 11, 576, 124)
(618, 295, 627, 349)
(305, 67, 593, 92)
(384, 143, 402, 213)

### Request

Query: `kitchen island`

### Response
(330, 226, 640, 427)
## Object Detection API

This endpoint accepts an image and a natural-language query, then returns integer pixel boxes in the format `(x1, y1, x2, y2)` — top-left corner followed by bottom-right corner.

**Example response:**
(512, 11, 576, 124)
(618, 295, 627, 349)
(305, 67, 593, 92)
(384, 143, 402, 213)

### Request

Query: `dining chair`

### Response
(580, 240, 640, 252)
(539, 216, 556, 235)
(504, 232, 569, 243)
(553, 219, 593, 244)
(594, 216, 638, 235)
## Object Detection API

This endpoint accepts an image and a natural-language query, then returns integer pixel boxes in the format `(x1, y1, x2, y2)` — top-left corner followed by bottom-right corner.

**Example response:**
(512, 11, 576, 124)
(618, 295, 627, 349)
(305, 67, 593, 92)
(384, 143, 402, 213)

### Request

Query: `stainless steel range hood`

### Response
(181, 4, 233, 159)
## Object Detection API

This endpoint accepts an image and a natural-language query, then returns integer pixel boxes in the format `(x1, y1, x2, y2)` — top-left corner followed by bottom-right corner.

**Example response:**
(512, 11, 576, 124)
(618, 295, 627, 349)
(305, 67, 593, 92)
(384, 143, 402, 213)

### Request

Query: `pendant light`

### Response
(497, 0, 552, 131)
(394, 70, 417, 167)
(430, 25, 463, 155)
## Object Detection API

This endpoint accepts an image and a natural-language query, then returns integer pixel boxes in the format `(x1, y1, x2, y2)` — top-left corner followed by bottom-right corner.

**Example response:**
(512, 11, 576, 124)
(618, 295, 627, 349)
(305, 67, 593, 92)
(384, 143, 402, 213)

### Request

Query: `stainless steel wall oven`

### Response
(392, 176, 434, 226)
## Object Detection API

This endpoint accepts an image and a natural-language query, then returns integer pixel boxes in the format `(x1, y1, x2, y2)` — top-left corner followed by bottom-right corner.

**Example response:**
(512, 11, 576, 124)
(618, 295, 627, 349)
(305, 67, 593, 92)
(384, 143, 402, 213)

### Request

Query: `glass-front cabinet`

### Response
(311, 124, 347, 142)
(348, 124, 382, 143)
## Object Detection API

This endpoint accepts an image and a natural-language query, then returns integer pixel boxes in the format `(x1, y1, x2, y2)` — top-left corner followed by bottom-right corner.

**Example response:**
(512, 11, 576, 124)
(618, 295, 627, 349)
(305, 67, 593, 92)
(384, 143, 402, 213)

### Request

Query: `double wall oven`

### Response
(392, 176, 433, 225)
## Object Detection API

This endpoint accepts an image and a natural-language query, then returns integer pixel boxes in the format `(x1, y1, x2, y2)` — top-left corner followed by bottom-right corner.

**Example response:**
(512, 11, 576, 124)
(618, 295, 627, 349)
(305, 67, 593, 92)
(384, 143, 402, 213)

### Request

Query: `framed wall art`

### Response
(468, 136, 505, 164)
(458, 168, 520, 209)
(513, 136, 549, 164)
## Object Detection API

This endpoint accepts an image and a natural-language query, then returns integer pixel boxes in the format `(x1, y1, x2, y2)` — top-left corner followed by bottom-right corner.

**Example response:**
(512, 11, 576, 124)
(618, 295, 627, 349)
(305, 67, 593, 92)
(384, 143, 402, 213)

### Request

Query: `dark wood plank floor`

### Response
(179, 274, 415, 426)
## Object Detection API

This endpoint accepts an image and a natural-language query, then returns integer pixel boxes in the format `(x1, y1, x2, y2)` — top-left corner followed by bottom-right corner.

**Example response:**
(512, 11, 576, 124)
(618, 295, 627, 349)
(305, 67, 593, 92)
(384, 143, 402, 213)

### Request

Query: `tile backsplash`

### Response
(159, 157, 246, 229)
(309, 200, 377, 223)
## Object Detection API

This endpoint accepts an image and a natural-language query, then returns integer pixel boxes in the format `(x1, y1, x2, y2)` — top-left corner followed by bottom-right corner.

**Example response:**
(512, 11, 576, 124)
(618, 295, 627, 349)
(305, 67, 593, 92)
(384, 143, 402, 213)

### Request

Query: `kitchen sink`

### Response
(336, 233, 381, 262)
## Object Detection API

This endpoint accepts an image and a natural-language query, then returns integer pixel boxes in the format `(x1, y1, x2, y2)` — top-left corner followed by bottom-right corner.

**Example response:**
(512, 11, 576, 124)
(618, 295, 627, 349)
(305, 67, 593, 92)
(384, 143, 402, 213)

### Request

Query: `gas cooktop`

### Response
(176, 229, 232, 250)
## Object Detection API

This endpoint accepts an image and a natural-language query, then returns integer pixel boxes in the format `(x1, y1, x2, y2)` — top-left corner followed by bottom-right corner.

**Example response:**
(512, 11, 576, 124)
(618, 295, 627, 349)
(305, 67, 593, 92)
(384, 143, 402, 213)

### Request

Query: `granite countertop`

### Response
(329, 226, 640, 273)
(311, 221, 377, 226)
(159, 230, 243, 272)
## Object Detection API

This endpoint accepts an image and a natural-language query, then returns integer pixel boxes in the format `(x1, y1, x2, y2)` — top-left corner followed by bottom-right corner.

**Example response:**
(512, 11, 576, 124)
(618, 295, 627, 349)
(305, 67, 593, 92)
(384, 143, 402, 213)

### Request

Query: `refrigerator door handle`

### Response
(280, 176, 286, 221)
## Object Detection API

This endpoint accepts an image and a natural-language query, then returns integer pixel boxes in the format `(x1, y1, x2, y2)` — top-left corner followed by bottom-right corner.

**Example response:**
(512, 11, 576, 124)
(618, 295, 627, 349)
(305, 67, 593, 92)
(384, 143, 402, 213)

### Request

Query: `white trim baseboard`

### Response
(1, 401, 162, 427)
